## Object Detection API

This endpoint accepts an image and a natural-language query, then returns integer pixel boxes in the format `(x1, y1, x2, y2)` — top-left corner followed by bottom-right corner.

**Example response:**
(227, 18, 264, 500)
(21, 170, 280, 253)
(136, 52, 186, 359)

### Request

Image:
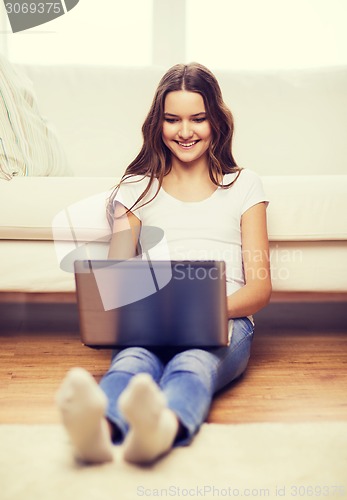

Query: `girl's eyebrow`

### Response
(164, 112, 207, 117)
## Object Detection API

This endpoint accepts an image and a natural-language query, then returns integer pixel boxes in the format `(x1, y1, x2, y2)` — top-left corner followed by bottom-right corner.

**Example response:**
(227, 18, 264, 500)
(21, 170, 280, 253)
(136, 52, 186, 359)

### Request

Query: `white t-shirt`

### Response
(115, 169, 268, 296)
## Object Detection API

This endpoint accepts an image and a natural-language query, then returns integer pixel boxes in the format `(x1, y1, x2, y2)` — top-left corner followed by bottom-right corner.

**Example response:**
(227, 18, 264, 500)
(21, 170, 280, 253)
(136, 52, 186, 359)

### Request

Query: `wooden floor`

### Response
(1, 307, 347, 425)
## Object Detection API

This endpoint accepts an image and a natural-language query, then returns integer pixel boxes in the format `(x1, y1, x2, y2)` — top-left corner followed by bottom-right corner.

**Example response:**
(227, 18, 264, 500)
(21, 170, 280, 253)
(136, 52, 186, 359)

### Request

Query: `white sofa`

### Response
(0, 64, 347, 303)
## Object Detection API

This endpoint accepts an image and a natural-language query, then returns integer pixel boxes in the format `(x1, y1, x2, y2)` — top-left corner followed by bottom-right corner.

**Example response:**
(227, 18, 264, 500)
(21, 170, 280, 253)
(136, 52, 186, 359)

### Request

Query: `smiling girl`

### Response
(56, 63, 271, 465)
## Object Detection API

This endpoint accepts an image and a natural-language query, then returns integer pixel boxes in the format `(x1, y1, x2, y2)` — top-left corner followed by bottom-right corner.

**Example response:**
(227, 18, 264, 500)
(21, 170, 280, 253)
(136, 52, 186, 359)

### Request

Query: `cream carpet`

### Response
(1, 422, 346, 500)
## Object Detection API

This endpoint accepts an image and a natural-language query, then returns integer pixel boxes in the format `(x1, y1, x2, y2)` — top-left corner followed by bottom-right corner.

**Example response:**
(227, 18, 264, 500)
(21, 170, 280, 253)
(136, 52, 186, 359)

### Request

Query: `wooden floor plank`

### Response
(1, 326, 346, 425)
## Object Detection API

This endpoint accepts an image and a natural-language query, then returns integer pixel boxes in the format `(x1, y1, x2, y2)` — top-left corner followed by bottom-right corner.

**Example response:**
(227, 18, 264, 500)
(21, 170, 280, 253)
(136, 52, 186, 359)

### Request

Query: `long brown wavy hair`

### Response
(107, 62, 241, 226)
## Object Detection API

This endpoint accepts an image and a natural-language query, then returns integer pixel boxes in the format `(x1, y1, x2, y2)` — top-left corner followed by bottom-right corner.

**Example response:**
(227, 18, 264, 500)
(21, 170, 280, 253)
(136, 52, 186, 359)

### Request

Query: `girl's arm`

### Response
(108, 202, 141, 259)
(227, 202, 272, 318)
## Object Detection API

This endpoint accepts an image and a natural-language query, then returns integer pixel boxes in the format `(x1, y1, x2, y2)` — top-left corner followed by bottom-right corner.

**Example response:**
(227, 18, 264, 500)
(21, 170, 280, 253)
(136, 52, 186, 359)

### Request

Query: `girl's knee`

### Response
(163, 349, 217, 389)
(109, 347, 163, 376)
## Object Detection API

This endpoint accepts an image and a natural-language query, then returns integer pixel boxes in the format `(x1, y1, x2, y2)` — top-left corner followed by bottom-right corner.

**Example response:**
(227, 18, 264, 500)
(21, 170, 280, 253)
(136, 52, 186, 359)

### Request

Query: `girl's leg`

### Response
(160, 317, 254, 445)
(56, 319, 253, 463)
(100, 347, 180, 463)
(118, 373, 179, 463)
(99, 347, 164, 440)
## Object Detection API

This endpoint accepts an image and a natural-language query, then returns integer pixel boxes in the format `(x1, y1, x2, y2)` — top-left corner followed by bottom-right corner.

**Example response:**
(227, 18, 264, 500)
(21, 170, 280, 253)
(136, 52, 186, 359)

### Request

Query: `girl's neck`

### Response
(162, 155, 222, 203)
(168, 155, 210, 182)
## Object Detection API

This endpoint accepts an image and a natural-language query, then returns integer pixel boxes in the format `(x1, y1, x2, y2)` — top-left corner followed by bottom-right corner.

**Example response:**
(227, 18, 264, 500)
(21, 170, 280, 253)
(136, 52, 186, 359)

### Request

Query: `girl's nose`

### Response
(178, 121, 193, 139)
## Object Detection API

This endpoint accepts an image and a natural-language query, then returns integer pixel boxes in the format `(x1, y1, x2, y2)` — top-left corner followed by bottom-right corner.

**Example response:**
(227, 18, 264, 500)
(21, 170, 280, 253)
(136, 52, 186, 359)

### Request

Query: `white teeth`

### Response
(178, 141, 197, 147)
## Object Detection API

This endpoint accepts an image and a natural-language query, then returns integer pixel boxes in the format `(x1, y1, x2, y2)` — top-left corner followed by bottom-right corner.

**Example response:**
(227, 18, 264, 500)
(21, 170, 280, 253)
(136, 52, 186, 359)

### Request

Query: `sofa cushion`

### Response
(0, 55, 70, 180)
(0, 177, 115, 239)
(0, 240, 346, 293)
(263, 175, 347, 241)
(0, 176, 346, 243)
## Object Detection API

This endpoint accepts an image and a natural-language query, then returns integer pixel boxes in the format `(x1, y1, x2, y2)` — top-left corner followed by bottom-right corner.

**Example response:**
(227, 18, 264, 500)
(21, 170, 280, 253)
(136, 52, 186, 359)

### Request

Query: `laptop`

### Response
(74, 259, 229, 348)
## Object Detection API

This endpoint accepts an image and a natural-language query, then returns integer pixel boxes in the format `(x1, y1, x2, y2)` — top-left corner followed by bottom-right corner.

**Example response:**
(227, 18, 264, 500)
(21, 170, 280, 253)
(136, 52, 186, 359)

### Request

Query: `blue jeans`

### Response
(99, 317, 254, 446)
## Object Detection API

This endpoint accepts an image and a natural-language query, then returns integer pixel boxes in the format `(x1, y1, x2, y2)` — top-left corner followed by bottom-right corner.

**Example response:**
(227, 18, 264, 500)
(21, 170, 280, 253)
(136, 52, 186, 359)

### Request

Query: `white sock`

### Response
(56, 367, 114, 464)
(119, 373, 179, 464)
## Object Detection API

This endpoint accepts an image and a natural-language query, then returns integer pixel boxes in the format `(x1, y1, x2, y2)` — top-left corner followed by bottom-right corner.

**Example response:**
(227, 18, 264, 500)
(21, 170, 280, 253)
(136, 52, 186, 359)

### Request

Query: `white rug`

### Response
(1, 422, 346, 500)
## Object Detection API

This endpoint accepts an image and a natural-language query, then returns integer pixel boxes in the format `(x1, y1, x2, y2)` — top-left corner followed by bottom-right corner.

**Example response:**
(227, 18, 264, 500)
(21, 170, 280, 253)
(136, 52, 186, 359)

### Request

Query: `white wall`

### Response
(186, 0, 347, 70)
(1, 0, 154, 65)
(1, 0, 347, 70)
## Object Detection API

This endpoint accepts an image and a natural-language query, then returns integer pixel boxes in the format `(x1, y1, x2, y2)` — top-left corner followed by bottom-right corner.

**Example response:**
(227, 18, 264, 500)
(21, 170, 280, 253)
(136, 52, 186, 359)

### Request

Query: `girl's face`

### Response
(162, 90, 212, 167)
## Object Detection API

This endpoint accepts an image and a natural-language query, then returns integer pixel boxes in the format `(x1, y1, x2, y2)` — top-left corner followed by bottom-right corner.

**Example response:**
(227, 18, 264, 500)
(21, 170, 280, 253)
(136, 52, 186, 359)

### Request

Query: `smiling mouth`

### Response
(175, 140, 200, 148)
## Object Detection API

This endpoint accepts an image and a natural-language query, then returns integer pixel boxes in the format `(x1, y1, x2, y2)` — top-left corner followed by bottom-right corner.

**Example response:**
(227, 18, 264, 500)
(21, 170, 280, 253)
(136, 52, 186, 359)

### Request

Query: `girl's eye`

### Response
(164, 117, 207, 124)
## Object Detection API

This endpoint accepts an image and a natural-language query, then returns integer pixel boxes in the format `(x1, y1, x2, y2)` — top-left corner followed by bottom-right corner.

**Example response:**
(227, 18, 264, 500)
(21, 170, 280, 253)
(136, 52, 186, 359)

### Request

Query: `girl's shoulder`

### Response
(118, 174, 153, 195)
(224, 168, 262, 188)
(115, 175, 155, 211)
(120, 174, 151, 187)
(222, 168, 268, 212)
